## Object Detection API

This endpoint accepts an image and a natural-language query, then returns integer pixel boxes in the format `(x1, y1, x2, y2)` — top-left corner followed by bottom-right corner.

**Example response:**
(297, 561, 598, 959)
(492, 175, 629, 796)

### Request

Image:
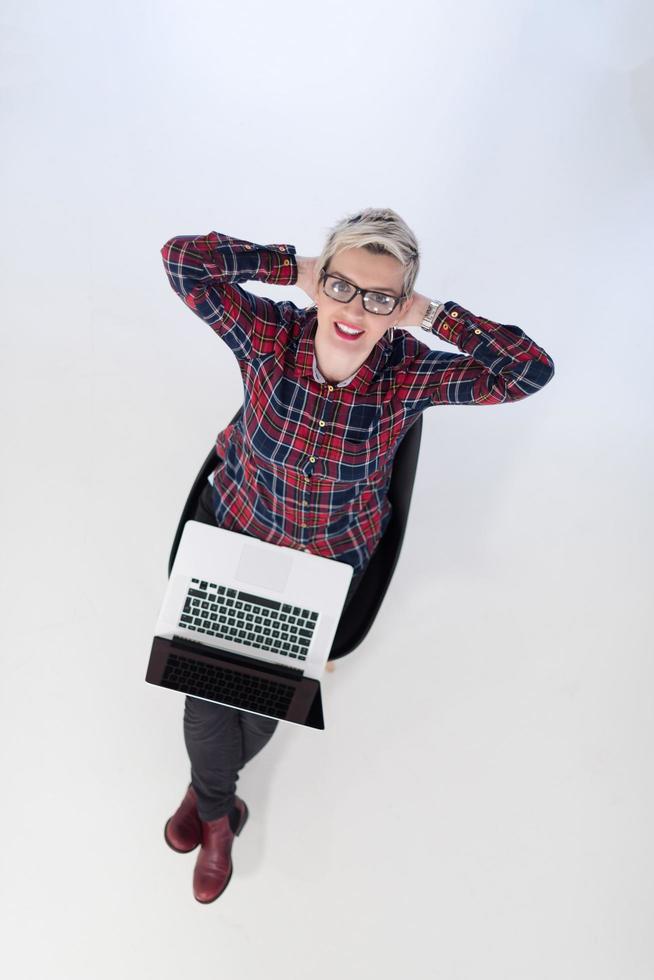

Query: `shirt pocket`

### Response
(318, 444, 391, 490)
(339, 403, 383, 444)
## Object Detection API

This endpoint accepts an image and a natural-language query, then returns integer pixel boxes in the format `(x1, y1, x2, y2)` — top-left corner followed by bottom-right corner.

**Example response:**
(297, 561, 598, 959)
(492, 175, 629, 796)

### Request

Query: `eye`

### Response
(332, 278, 352, 293)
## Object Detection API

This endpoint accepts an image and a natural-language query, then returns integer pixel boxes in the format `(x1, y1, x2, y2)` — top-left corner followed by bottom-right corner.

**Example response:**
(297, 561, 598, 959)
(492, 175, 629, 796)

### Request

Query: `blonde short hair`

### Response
(317, 207, 420, 304)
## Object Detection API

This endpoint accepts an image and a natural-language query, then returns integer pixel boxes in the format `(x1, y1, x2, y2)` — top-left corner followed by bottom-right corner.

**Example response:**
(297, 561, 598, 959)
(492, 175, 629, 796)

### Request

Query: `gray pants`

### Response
(183, 479, 365, 821)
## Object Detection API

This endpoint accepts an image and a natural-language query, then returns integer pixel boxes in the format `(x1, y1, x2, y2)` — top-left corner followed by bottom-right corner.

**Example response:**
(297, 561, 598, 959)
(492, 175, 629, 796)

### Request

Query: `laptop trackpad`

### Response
(235, 542, 293, 593)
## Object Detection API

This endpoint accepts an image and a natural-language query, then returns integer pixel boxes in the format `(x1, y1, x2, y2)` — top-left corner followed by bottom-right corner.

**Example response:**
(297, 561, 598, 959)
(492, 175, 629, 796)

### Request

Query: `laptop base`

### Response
(146, 635, 325, 730)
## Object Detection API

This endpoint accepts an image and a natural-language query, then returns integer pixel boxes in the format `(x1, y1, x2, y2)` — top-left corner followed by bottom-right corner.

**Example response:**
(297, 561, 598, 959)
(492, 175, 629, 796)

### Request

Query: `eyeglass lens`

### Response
(324, 276, 396, 315)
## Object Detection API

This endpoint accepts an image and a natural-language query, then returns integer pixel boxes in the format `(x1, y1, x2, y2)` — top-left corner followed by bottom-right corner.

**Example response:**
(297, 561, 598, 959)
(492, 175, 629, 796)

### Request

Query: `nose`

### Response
(341, 293, 366, 319)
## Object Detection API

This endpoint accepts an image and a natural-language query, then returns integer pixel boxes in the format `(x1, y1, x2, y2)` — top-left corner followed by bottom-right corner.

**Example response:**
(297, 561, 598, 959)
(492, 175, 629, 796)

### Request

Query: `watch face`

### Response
(421, 304, 438, 328)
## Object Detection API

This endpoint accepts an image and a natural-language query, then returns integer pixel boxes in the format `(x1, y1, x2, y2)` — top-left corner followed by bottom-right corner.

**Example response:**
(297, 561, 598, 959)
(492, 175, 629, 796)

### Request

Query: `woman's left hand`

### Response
(295, 256, 321, 304)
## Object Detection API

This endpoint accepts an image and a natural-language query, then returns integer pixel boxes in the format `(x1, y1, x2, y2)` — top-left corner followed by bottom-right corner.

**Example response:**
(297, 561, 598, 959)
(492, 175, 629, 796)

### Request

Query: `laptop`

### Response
(145, 519, 354, 730)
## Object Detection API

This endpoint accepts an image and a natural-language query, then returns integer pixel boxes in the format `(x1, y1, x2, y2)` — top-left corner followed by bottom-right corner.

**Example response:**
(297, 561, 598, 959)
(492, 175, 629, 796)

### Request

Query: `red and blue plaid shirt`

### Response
(161, 231, 555, 574)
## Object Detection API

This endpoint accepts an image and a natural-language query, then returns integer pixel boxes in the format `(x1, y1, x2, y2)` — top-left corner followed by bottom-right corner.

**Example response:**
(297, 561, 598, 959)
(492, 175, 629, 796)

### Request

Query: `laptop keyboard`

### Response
(161, 652, 295, 718)
(177, 579, 319, 662)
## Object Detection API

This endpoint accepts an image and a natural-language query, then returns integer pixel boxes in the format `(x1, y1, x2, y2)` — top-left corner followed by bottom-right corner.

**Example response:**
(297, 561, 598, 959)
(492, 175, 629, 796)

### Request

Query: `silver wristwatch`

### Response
(420, 299, 445, 332)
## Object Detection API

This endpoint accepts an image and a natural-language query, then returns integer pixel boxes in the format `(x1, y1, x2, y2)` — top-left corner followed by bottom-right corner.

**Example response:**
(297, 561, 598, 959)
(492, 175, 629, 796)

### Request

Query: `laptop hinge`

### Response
(170, 634, 304, 681)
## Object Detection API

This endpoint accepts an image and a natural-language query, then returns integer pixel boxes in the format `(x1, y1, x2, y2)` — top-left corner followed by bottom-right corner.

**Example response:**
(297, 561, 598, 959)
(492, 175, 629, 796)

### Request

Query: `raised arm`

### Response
(392, 299, 555, 407)
(160, 231, 301, 361)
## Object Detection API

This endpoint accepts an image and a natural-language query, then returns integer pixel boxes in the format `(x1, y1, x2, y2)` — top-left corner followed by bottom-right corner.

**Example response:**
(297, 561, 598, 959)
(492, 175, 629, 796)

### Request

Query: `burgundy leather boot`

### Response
(193, 796, 249, 904)
(164, 784, 202, 853)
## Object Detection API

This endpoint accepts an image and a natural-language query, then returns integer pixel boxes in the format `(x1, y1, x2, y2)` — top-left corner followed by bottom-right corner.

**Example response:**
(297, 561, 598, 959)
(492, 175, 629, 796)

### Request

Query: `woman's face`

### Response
(313, 247, 411, 382)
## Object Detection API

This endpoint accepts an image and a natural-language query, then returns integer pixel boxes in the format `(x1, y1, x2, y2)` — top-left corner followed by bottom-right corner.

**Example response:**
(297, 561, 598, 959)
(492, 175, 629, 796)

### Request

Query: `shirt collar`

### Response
(312, 355, 355, 387)
(293, 308, 392, 392)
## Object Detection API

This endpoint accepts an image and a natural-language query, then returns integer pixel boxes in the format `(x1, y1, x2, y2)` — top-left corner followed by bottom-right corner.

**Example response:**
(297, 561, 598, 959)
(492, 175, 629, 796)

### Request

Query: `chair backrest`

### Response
(329, 412, 422, 657)
(168, 405, 423, 659)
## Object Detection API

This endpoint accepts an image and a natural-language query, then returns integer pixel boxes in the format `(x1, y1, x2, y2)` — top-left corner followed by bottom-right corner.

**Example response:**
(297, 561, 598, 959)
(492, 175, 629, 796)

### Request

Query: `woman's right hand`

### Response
(295, 256, 321, 305)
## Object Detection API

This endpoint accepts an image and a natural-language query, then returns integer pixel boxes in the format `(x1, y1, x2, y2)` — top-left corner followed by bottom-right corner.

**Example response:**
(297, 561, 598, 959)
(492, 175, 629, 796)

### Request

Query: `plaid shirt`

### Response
(161, 231, 555, 574)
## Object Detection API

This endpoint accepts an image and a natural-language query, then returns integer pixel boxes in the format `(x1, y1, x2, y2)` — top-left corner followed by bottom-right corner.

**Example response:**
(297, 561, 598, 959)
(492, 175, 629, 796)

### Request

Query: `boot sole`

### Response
(234, 800, 249, 836)
(164, 817, 201, 854)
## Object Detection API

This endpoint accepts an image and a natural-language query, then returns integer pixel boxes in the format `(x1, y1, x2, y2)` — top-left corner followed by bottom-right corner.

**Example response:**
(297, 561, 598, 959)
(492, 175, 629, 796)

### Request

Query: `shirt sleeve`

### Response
(392, 301, 555, 407)
(160, 231, 301, 361)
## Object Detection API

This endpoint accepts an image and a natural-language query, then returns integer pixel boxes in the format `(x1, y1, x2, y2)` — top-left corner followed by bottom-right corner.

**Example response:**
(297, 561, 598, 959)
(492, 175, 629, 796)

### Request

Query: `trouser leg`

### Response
(240, 710, 279, 768)
(183, 695, 279, 821)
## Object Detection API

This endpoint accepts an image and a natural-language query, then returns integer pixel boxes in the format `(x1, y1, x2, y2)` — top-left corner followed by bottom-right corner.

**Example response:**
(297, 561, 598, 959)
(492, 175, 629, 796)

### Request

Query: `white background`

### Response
(2, 0, 653, 977)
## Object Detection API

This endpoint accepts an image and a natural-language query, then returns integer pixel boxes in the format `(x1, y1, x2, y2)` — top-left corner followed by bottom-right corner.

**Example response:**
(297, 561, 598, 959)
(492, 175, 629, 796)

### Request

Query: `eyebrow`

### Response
(329, 269, 400, 297)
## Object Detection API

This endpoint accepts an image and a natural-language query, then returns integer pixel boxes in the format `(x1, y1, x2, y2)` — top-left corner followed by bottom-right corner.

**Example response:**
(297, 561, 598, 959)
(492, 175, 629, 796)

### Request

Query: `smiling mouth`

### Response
(334, 320, 365, 340)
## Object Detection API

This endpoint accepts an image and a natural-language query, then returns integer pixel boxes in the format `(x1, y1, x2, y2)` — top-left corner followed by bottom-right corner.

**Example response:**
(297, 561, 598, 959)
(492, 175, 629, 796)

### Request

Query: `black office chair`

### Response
(168, 407, 423, 662)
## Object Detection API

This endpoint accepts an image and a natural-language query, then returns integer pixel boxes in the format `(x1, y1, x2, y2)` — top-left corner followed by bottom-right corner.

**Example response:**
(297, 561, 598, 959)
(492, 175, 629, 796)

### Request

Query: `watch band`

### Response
(420, 299, 445, 332)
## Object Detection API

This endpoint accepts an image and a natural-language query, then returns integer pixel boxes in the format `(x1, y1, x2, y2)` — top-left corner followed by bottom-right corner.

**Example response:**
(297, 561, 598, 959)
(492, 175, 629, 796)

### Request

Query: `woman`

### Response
(159, 207, 555, 903)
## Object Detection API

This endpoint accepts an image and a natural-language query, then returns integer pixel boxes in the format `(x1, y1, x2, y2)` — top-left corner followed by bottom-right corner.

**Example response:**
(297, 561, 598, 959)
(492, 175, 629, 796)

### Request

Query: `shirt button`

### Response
(309, 456, 316, 463)
(474, 328, 481, 334)
(327, 385, 334, 391)
(279, 245, 286, 251)
(245, 244, 252, 250)
(318, 420, 326, 427)
(450, 310, 458, 318)
(283, 259, 290, 266)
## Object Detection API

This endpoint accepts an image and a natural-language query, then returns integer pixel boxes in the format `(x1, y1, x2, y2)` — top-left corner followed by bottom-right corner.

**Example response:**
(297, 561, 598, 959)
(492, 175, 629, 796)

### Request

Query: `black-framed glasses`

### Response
(319, 269, 405, 316)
